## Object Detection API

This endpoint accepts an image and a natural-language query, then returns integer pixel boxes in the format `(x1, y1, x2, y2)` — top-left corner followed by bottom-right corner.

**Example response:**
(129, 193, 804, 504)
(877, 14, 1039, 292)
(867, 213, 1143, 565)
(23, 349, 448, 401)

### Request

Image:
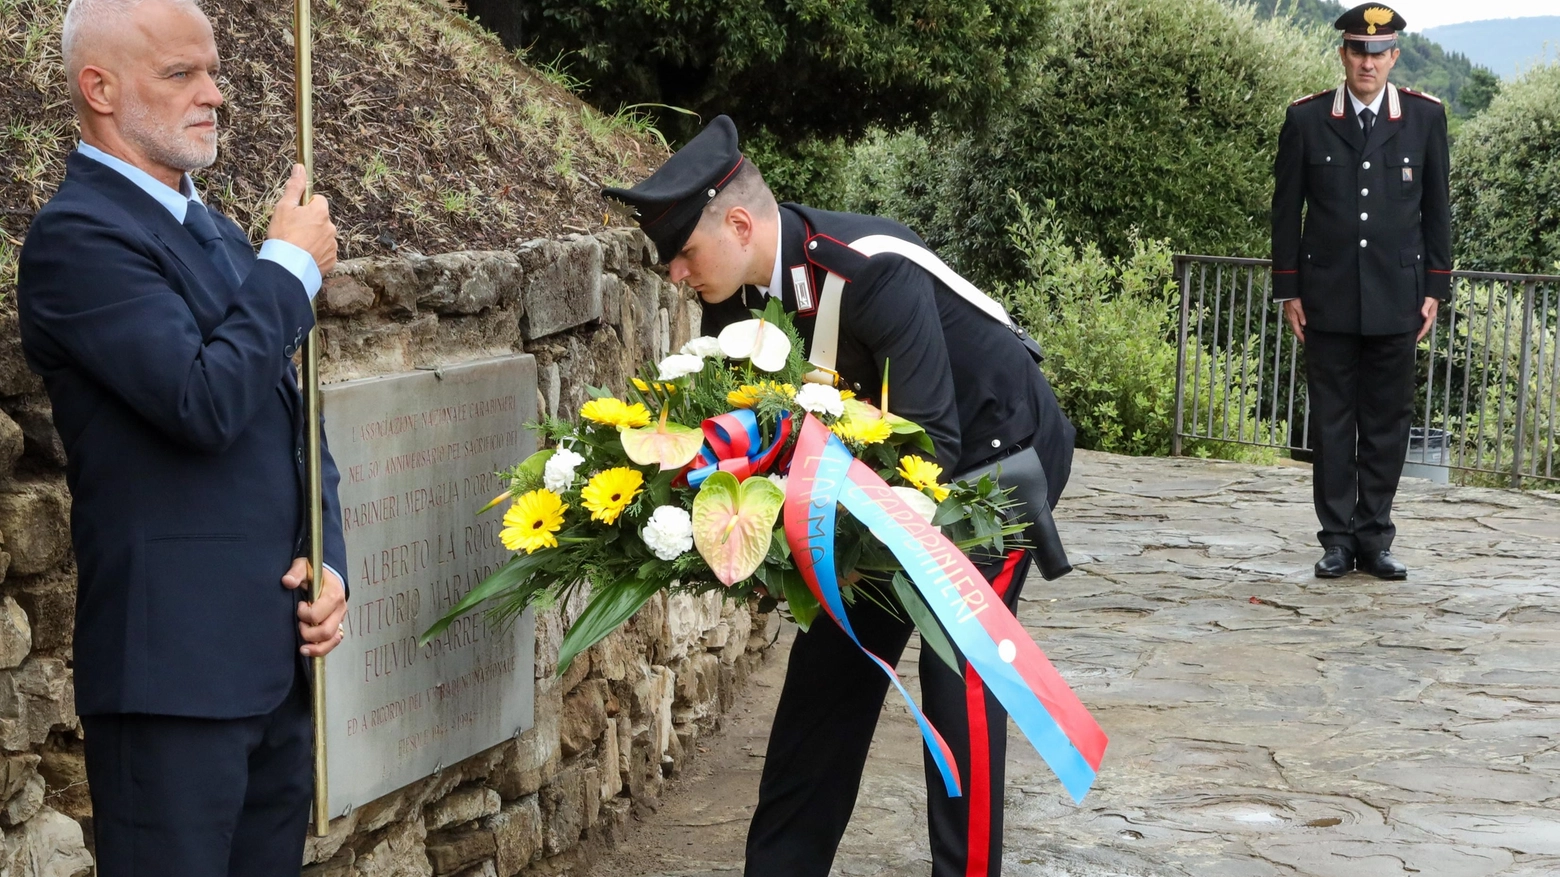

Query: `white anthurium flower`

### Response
(656, 353, 705, 381)
(642, 505, 695, 561)
(718, 318, 791, 372)
(679, 336, 723, 358)
(543, 447, 585, 493)
(794, 383, 845, 418)
(890, 486, 941, 532)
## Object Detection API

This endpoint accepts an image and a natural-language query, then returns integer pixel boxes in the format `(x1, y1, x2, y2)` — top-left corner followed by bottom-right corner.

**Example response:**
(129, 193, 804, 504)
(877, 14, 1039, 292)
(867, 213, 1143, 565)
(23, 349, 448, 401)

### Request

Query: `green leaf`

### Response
(556, 578, 661, 676)
(692, 472, 786, 585)
(620, 420, 705, 470)
(781, 569, 820, 631)
(420, 551, 550, 646)
(495, 448, 554, 502)
(891, 571, 960, 676)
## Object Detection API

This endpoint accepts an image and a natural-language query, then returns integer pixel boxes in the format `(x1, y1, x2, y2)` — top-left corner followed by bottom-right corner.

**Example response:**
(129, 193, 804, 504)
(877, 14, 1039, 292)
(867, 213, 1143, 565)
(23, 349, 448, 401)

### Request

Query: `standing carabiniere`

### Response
(1271, 3, 1452, 580)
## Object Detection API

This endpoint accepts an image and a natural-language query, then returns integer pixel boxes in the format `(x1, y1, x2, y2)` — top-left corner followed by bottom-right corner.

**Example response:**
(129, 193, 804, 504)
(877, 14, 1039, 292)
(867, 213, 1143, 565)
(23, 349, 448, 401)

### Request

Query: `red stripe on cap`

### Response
(644, 155, 747, 230)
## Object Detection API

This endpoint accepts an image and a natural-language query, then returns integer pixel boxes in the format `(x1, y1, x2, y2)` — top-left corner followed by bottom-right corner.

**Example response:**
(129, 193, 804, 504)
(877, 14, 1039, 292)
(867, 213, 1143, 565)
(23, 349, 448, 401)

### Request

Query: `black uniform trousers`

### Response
(1304, 328, 1418, 554)
(746, 549, 1030, 877)
(82, 667, 314, 877)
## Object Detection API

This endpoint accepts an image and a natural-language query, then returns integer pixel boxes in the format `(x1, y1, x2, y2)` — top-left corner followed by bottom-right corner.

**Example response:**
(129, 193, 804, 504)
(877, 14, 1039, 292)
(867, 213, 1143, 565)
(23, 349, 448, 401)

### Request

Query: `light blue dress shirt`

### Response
(76, 143, 322, 299)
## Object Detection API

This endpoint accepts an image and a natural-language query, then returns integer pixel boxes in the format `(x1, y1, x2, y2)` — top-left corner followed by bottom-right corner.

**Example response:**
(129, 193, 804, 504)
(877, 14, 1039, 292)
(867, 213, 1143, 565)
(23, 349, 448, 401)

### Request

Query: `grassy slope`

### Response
(0, 0, 668, 298)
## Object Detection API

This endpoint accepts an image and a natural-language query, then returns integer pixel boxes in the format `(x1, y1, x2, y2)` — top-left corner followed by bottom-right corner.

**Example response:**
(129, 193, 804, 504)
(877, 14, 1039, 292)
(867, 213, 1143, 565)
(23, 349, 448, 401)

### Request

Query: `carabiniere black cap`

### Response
(1334, 4, 1407, 54)
(602, 115, 747, 264)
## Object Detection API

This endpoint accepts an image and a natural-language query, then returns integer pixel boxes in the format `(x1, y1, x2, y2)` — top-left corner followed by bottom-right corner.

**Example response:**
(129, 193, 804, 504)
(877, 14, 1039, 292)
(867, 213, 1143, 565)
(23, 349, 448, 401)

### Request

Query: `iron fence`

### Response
(1172, 254, 1560, 489)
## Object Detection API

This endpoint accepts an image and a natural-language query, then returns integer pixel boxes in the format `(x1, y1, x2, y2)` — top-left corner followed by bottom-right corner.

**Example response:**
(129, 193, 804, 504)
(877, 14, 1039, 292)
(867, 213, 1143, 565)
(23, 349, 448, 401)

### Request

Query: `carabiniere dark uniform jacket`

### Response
(703, 203, 1075, 505)
(1270, 83, 1452, 335)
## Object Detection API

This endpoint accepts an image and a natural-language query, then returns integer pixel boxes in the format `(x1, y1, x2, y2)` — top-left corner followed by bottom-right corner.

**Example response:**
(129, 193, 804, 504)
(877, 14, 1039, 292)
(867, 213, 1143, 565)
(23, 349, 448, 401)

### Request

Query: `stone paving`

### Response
(588, 450, 1560, 877)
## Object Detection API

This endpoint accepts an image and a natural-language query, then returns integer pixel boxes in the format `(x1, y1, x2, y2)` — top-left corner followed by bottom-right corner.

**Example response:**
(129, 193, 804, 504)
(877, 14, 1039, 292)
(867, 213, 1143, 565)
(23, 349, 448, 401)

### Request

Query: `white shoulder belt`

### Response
(806, 234, 1026, 385)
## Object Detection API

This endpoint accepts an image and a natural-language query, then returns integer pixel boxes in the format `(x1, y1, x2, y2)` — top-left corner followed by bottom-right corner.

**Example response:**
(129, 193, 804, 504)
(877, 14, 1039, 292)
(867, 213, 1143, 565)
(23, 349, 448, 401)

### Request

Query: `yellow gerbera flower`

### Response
(632, 378, 676, 394)
(580, 397, 651, 428)
(581, 467, 644, 525)
(831, 415, 892, 447)
(727, 381, 797, 409)
(500, 490, 568, 554)
(898, 455, 951, 502)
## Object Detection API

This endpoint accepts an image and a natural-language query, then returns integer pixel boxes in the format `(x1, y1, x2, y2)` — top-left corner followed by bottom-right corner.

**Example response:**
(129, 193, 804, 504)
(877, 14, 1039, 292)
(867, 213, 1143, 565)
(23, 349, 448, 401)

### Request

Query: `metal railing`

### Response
(1172, 255, 1560, 489)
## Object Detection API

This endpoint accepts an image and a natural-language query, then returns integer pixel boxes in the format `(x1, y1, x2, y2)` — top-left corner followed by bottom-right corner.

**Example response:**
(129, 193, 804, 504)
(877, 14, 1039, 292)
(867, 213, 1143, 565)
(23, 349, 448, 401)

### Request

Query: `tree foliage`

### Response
(845, 0, 1338, 285)
(463, 0, 1053, 144)
(1450, 61, 1560, 274)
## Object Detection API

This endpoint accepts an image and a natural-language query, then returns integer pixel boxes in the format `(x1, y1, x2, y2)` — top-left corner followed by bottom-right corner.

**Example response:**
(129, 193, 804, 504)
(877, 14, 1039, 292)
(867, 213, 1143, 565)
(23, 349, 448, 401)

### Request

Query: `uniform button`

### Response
(1361, 188, 1369, 196)
(283, 344, 295, 357)
(851, 382, 862, 392)
(296, 448, 304, 464)
(1363, 161, 1371, 169)
(808, 241, 817, 250)
(1404, 157, 1410, 163)
(1325, 156, 1332, 162)
(1360, 239, 1368, 248)
(1360, 212, 1369, 221)
(990, 439, 1001, 449)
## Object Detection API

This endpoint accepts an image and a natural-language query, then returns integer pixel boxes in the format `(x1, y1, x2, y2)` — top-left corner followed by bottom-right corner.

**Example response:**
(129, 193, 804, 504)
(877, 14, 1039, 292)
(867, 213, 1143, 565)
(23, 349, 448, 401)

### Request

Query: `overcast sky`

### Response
(1390, 1, 1559, 31)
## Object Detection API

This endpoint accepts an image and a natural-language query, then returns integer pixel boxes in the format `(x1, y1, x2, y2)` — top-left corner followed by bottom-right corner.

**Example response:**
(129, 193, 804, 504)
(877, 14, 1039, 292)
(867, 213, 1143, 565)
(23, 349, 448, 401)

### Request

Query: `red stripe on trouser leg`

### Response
(963, 549, 1025, 877)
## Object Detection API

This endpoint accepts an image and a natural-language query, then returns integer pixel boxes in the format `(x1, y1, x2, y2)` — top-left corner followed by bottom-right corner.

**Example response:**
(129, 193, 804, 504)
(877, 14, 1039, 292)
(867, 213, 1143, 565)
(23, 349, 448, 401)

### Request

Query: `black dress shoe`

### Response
(1314, 547, 1355, 578)
(1358, 550, 1407, 580)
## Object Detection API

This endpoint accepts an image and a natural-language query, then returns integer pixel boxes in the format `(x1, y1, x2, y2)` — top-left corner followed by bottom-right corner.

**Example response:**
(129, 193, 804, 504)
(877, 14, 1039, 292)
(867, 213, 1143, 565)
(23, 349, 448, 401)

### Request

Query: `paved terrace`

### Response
(589, 450, 1560, 877)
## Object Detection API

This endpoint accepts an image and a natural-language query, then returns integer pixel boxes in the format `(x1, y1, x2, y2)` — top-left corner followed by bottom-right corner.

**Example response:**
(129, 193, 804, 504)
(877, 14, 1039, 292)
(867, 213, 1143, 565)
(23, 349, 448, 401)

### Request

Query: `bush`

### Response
(1000, 196, 1275, 461)
(846, 0, 1338, 286)
(1450, 61, 1560, 275)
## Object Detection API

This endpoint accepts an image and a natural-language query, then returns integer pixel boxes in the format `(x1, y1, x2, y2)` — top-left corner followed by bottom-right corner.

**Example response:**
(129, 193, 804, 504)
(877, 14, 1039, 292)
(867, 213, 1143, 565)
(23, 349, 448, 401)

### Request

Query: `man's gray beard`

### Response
(121, 99, 218, 174)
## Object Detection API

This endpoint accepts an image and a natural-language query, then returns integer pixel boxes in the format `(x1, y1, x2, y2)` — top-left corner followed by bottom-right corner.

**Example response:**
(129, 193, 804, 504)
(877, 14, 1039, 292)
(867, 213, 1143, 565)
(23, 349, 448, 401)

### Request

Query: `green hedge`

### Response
(844, 0, 1337, 286)
(1450, 61, 1560, 275)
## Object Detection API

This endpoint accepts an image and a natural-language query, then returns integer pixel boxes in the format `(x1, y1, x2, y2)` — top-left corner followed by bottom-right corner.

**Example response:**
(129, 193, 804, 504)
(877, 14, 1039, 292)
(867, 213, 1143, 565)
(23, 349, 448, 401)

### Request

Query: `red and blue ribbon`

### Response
(686, 408, 793, 487)
(785, 415, 1108, 803)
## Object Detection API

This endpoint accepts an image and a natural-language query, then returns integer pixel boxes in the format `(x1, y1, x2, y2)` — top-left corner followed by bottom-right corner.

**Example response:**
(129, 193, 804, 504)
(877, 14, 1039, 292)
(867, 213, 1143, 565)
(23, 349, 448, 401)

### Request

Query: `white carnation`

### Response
(679, 336, 723, 358)
(766, 473, 789, 494)
(642, 505, 694, 561)
(657, 353, 705, 381)
(543, 447, 585, 493)
(794, 383, 845, 418)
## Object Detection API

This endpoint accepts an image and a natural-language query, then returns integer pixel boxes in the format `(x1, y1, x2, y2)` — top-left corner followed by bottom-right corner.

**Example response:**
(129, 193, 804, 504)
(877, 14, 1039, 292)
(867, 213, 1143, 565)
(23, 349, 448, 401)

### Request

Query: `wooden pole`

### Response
(293, 0, 330, 838)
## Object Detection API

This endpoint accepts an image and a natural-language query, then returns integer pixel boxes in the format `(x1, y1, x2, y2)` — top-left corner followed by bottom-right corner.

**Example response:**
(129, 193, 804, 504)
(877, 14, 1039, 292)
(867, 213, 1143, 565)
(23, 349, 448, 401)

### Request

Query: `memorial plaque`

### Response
(322, 355, 537, 815)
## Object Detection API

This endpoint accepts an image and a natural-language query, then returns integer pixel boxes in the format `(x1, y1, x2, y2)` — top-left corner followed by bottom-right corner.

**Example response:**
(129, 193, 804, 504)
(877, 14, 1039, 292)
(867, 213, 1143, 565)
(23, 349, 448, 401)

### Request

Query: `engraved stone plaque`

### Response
(322, 355, 537, 815)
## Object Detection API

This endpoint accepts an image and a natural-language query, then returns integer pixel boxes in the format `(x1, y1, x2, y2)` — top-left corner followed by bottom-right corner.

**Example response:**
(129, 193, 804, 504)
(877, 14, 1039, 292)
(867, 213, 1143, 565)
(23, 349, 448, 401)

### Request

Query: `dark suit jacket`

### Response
(17, 151, 346, 719)
(1271, 84, 1452, 335)
(703, 204, 1075, 504)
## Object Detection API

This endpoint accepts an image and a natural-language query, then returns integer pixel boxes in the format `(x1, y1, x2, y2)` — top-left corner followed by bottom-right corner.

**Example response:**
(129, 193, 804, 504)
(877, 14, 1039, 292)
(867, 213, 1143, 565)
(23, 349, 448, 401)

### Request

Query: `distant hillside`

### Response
(1424, 17, 1560, 79)
(1237, 0, 1489, 114)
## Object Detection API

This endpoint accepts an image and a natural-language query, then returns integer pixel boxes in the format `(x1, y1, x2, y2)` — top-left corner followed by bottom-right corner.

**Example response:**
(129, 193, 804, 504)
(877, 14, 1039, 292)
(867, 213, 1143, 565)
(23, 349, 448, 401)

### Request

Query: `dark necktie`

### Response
(182, 200, 243, 288)
(1359, 108, 1375, 136)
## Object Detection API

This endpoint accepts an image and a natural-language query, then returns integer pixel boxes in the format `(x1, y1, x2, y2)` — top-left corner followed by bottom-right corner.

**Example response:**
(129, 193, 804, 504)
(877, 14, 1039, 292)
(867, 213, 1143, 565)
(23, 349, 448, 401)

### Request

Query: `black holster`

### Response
(956, 446, 1072, 580)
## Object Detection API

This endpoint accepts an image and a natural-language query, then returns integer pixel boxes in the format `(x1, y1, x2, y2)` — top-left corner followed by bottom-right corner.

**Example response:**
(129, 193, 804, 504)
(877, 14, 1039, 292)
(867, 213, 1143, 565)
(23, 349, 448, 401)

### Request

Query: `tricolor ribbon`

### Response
(686, 408, 794, 487)
(784, 414, 1108, 803)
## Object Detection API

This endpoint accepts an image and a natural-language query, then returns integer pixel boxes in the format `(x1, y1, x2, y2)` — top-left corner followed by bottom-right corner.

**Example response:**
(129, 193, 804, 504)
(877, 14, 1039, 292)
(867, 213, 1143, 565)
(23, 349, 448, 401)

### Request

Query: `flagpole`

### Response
(294, 0, 330, 838)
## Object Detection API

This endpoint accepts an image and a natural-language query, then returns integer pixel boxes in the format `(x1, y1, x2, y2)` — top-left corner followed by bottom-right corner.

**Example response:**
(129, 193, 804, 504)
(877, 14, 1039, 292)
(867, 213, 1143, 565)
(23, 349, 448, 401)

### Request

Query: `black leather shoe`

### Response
(1314, 547, 1355, 578)
(1358, 550, 1407, 580)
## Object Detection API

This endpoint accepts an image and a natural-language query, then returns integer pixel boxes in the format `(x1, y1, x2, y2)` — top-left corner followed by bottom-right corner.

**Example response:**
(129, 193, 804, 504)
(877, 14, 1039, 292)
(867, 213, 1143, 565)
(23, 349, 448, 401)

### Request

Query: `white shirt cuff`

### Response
(258, 240, 322, 300)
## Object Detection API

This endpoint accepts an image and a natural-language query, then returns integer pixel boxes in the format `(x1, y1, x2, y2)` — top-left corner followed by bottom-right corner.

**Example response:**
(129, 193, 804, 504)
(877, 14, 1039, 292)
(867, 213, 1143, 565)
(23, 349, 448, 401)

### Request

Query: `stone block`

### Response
(424, 825, 495, 875)
(519, 238, 603, 340)
(485, 795, 541, 876)
(599, 717, 622, 802)
(0, 313, 43, 397)
(0, 397, 64, 472)
(0, 410, 24, 477)
(348, 818, 430, 877)
(581, 765, 601, 830)
(0, 658, 75, 750)
(539, 765, 585, 857)
(489, 685, 559, 801)
(449, 861, 497, 877)
(0, 756, 40, 806)
(357, 259, 421, 317)
(318, 272, 376, 317)
(600, 271, 623, 329)
(0, 598, 31, 670)
(1, 771, 43, 827)
(3, 806, 93, 877)
(300, 847, 355, 877)
(624, 736, 662, 804)
(662, 592, 721, 663)
(0, 484, 69, 576)
(413, 252, 519, 316)
(559, 679, 609, 758)
(424, 786, 501, 832)
(301, 805, 358, 865)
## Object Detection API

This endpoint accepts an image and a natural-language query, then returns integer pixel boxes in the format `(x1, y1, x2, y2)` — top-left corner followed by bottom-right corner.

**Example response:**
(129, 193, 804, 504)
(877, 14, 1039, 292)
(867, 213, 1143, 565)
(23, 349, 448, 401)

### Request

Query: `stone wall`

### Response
(0, 228, 776, 877)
